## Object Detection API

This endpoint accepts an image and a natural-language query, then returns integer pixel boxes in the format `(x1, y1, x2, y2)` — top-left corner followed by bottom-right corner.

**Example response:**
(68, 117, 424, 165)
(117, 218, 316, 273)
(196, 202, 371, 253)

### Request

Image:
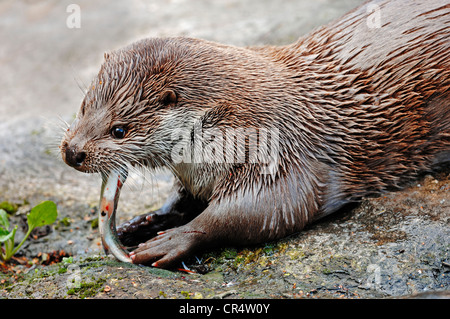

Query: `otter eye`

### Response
(160, 89, 178, 107)
(111, 126, 126, 139)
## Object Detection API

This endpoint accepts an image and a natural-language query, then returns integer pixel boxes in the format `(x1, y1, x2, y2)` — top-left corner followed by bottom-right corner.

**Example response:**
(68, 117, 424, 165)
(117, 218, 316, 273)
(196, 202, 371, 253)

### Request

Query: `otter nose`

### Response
(65, 146, 86, 168)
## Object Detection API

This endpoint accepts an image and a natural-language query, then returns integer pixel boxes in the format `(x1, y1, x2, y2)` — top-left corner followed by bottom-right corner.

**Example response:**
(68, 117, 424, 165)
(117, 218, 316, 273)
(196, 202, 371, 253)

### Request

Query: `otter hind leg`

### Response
(129, 224, 205, 268)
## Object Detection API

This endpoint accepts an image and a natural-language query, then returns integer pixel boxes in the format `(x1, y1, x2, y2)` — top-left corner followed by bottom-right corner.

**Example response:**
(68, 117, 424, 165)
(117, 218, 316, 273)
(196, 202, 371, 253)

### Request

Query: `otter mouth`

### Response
(99, 168, 132, 263)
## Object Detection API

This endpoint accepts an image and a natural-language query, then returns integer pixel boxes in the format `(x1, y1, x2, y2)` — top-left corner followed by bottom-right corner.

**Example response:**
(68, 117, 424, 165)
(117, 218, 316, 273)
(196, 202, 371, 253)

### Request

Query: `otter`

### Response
(61, 0, 450, 268)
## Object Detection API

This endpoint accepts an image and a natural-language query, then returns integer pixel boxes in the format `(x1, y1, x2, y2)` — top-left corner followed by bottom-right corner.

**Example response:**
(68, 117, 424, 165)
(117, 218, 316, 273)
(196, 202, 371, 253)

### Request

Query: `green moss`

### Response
(232, 247, 272, 268)
(55, 217, 72, 230)
(0, 263, 64, 294)
(263, 244, 277, 255)
(33, 266, 59, 279)
(0, 201, 19, 214)
(322, 268, 332, 275)
(0, 272, 20, 291)
(59, 217, 71, 227)
(200, 242, 292, 273)
(59, 268, 68, 275)
(67, 278, 106, 298)
(286, 249, 306, 260)
(90, 217, 99, 229)
(221, 248, 238, 259)
(180, 291, 191, 299)
(80, 255, 105, 263)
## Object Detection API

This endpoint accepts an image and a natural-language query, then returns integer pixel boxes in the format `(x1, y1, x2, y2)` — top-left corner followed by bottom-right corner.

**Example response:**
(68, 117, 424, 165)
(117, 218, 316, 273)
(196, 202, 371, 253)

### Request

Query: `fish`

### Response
(99, 169, 132, 263)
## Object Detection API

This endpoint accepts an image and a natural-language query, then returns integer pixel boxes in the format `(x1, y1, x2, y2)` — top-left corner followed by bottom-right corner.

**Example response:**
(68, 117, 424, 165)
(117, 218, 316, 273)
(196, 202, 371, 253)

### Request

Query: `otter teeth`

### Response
(99, 169, 131, 263)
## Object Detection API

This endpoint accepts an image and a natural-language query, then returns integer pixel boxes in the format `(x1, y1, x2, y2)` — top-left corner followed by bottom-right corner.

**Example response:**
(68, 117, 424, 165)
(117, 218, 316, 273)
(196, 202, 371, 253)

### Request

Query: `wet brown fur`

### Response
(61, 0, 450, 268)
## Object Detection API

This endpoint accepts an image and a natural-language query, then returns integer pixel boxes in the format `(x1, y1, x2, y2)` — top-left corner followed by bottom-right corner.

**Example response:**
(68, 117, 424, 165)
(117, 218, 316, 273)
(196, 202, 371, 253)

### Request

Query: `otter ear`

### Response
(160, 89, 178, 107)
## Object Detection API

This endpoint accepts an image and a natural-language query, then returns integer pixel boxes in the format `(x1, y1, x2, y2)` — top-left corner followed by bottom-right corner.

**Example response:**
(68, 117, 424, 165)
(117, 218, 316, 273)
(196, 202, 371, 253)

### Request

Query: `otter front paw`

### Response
(129, 226, 205, 268)
(117, 212, 167, 247)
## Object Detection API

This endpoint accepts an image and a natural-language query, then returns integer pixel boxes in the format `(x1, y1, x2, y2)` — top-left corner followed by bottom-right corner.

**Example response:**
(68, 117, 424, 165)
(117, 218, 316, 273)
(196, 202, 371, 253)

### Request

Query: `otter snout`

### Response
(64, 145, 86, 169)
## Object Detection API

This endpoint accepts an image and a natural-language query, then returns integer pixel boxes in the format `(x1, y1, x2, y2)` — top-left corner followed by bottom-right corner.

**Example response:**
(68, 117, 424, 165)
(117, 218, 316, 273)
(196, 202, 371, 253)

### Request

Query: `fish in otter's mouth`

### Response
(98, 169, 131, 262)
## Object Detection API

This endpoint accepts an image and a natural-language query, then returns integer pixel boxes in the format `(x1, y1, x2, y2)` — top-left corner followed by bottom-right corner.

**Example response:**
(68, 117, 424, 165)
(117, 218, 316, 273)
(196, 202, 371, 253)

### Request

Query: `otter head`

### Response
(60, 38, 222, 174)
